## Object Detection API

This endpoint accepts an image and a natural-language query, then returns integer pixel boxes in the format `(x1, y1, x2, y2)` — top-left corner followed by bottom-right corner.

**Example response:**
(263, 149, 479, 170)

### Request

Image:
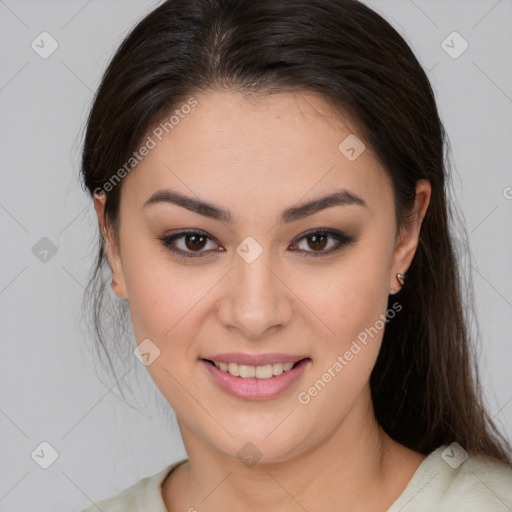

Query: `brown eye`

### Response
(293, 229, 355, 257)
(184, 233, 208, 251)
(159, 230, 221, 258)
(160, 228, 354, 260)
(307, 233, 328, 251)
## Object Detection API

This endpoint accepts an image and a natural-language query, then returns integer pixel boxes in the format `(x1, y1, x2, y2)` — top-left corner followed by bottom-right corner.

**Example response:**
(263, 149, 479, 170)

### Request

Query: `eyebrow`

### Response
(142, 188, 366, 224)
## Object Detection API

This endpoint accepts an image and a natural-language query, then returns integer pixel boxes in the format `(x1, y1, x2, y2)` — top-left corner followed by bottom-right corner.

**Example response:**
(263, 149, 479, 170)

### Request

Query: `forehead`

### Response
(120, 89, 391, 219)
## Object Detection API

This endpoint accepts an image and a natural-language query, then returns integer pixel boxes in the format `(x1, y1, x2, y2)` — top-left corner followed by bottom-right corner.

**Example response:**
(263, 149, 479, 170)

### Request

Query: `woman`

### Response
(80, 0, 512, 510)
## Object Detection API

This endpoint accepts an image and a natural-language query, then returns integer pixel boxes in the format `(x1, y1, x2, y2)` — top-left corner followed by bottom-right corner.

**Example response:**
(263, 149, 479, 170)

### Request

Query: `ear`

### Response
(93, 192, 128, 300)
(389, 179, 431, 294)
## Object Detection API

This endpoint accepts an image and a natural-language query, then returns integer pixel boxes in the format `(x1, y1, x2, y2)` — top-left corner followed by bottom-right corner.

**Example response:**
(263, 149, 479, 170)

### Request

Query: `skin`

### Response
(94, 89, 431, 511)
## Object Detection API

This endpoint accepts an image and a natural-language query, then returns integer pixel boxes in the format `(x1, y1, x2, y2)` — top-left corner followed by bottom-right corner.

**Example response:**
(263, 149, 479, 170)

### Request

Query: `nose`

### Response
(215, 248, 294, 340)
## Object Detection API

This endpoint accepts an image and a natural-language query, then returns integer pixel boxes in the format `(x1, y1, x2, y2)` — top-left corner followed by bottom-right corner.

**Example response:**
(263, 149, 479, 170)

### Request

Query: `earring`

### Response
(396, 273, 405, 286)
(111, 278, 128, 301)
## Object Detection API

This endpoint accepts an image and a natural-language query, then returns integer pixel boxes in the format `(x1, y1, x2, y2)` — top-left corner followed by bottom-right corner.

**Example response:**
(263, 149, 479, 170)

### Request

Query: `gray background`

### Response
(0, 1, 511, 511)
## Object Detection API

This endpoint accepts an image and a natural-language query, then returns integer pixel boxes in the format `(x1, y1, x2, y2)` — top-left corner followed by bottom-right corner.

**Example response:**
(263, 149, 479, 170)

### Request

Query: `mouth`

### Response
(202, 359, 305, 379)
(200, 356, 311, 400)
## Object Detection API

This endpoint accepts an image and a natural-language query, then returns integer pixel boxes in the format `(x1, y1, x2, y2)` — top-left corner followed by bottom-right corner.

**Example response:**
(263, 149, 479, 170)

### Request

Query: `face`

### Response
(95, 90, 430, 464)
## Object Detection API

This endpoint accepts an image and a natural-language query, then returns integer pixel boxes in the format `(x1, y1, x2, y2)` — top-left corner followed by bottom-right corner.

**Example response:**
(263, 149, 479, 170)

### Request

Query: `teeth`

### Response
(212, 360, 296, 379)
(227, 362, 239, 376)
(239, 365, 256, 378)
(255, 364, 273, 379)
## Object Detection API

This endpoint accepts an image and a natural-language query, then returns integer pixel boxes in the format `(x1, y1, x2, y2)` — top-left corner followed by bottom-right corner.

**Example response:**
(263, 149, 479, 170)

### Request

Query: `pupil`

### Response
(186, 234, 206, 251)
(309, 234, 327, 250)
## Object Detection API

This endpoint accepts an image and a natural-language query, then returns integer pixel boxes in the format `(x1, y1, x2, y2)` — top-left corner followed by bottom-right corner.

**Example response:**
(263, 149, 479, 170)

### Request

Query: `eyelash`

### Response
(158, 228, 354, 259)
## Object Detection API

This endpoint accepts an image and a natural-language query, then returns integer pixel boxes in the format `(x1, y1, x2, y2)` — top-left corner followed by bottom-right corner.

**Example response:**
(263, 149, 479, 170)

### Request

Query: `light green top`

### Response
(81, 444, 512, 511)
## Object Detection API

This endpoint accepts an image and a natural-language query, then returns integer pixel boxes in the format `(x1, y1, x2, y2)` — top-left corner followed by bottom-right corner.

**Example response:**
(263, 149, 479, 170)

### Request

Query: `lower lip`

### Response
(201, 359, 311, 400)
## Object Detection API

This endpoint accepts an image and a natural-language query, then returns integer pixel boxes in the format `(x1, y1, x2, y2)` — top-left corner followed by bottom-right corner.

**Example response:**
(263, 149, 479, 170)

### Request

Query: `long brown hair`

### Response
(80, 0, 512, 464)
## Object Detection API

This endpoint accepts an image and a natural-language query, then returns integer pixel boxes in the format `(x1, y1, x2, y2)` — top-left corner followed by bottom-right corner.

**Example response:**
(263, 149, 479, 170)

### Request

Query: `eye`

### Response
(159, 228, 354, 259)
(159, 230, 222, 258)
(291, 229, 354, 257)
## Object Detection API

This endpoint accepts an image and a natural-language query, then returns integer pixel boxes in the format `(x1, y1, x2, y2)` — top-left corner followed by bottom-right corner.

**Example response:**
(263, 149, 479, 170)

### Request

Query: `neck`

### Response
(163, 388, 424, 512)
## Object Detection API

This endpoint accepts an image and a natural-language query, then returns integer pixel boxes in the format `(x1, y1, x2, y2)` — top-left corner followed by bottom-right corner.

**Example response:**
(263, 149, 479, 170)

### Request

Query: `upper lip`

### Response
(202, 353, 309, 366)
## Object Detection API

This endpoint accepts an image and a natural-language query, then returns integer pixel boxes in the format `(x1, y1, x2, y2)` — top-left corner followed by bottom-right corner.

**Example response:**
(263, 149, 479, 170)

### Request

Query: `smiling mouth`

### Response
(202, 358, 309, 379)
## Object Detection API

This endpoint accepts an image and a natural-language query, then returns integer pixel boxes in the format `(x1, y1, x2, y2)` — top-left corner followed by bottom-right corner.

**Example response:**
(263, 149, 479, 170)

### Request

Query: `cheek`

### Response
(296, 239, 394, 407)
(120, 234, 189, 340)
(122, 223, 395, 347)
(295, 267, 391, 432)
(127, 267, 201, 343)
(301, 248, 393, 342)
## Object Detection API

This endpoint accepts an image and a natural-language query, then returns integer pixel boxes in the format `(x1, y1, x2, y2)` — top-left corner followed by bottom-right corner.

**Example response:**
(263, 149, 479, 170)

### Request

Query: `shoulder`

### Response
(388, 444, 512, 512)
(80, 459, 188, 512)
(449, 451, 512, 510)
